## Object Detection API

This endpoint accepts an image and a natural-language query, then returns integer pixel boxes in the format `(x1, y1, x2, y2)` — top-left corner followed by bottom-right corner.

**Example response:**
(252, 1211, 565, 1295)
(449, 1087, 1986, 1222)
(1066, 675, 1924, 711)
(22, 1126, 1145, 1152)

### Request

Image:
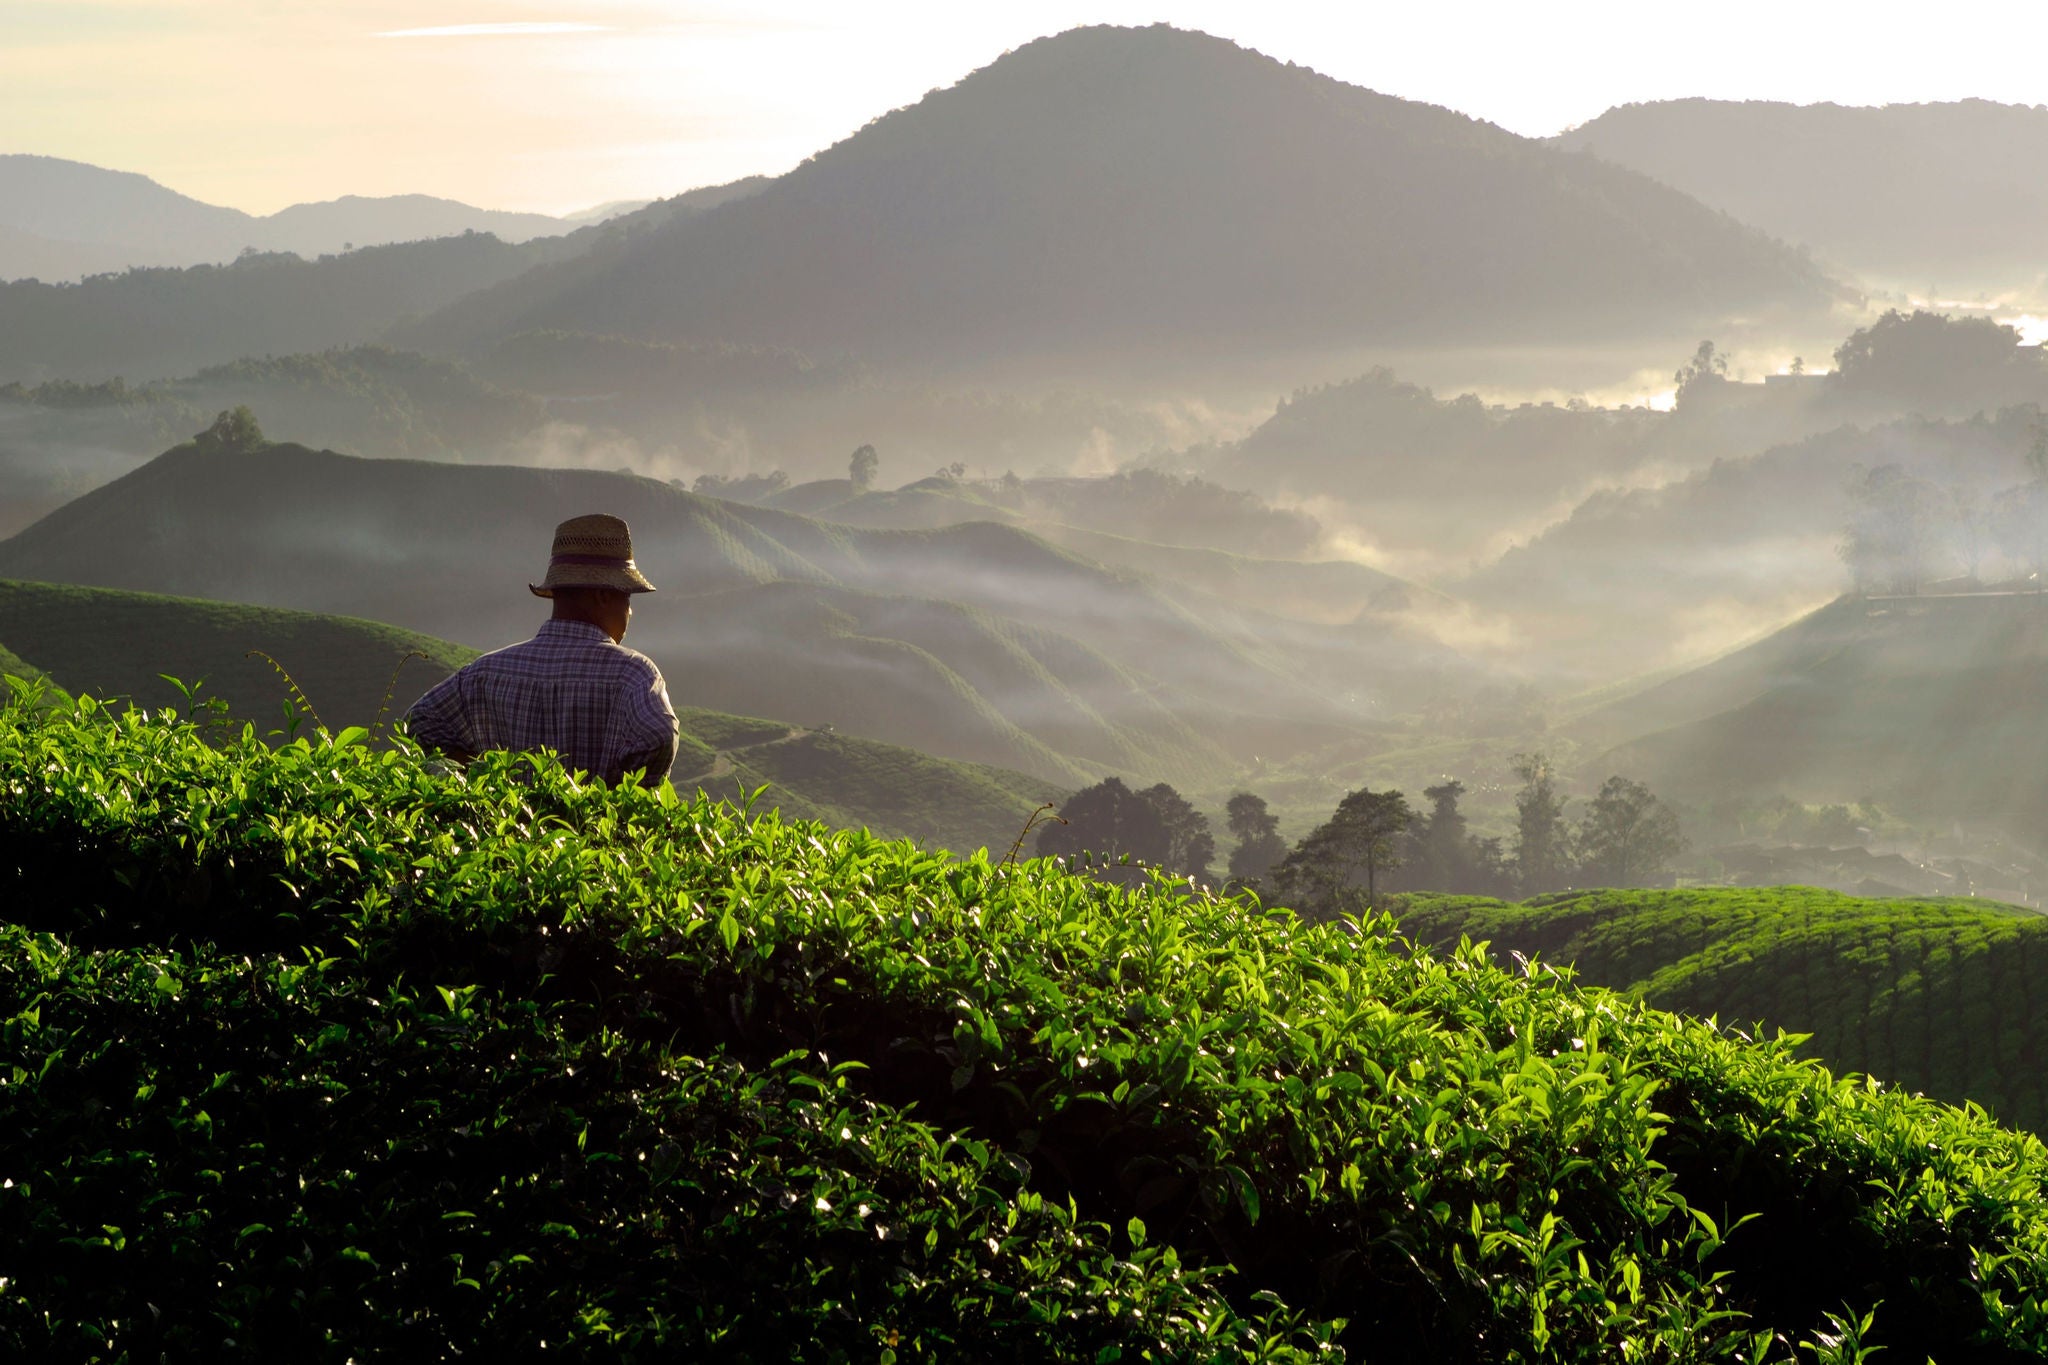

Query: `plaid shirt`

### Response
(404, 620, 680, 787)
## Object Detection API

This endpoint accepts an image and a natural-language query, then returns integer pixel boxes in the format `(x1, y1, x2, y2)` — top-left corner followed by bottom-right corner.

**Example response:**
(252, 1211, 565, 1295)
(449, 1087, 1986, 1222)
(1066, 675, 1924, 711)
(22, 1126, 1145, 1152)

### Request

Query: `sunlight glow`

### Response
(376, 23, 610, 38)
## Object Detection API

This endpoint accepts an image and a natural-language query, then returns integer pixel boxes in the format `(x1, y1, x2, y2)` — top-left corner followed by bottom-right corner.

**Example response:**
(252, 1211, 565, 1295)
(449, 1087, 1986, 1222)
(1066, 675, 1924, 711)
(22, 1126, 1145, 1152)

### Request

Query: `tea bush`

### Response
(6, 684, 2048, 1361)
(1399, 888, 2048, 1131)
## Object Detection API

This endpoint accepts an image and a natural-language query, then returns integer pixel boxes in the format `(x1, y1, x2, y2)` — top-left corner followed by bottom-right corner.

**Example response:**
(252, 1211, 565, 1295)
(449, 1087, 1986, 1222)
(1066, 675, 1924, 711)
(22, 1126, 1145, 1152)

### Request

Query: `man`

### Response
(405, 513, 680, 787)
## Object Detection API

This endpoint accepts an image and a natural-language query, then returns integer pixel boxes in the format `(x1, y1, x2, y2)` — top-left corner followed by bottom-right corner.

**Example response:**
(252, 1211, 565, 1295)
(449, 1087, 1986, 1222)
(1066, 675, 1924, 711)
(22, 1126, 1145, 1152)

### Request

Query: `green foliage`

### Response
(195, 404, 266, 452)
(9, 697, 2048, 1359)
(1575, 777, 1687, 888)
(1274, 785, 1412, 913)
(1399, 886, 2048, 1132)
(1036, 777, 1213, 879)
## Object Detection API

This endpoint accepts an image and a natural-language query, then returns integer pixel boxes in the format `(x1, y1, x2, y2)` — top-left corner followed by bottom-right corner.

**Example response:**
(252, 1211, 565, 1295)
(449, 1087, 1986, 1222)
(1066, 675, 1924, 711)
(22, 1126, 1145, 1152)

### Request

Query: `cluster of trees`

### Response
(1039, 757, 1687, 916)
(1840, 422, 2048, 593)
(1250, 760, 1685, 919)
(1034, 777, 1215, 881)
(691, 470, 790, 502)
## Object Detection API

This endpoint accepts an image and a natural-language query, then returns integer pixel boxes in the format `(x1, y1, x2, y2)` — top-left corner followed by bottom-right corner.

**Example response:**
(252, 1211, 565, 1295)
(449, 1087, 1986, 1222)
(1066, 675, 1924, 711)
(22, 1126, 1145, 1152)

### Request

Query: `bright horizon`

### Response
(11, 0, 2048, 217)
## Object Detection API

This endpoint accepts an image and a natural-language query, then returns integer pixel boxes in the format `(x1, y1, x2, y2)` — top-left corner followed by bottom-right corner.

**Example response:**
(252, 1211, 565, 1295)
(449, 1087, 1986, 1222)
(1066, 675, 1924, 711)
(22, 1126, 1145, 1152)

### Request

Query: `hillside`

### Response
(0, 178, 770, 383)
(0, 577, 472, 726)
(1575, 593, 2048, 837)
(411, 25, 1838, 367)
(10, 694, 2048, 1358)
(0, 235, 565, 383)
(1401, 887, 2048, 1131)
(0, 441, 1400, 785)
(1556, 99, 2048, 286)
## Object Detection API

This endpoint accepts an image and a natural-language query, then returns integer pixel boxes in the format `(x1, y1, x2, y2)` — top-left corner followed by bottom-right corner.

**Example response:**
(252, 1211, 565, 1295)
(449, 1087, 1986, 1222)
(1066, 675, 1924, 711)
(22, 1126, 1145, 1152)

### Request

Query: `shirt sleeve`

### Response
(616, 659, 681, 787)
(402, 667, 480, 761)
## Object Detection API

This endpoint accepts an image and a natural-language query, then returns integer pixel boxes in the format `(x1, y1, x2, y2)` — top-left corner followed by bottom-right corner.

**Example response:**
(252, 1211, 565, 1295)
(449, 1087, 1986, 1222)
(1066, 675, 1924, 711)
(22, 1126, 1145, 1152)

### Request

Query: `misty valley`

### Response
(12, 20, 2048, 1362)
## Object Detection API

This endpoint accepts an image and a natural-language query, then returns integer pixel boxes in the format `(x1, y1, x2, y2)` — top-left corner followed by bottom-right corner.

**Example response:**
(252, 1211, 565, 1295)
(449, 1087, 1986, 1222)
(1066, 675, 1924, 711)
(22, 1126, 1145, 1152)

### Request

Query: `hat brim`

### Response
(529, 560, 657, 597)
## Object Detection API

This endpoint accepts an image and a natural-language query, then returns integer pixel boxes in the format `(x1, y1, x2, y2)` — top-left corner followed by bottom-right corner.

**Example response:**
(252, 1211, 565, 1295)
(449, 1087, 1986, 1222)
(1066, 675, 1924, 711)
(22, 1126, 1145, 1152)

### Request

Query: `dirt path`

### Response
(700, 725, 807, 780)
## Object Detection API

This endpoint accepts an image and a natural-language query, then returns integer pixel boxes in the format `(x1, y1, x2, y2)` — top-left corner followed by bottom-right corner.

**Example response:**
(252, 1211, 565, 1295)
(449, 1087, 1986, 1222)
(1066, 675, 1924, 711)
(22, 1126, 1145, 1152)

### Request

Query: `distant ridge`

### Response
(1555, 99, 2048, 283)
(0, 154, 754, 284)
(412, 24, 1840, 364)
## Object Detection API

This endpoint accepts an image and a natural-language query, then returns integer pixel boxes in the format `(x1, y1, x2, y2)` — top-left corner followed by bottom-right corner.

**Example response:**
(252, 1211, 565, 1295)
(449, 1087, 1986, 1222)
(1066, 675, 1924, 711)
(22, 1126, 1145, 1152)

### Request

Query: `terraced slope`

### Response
(1579, 593, 2048, 834)
(1400, 887, 2048, 1131)
(7, 695, 2048, 1358)
(0, 577, 471, 726)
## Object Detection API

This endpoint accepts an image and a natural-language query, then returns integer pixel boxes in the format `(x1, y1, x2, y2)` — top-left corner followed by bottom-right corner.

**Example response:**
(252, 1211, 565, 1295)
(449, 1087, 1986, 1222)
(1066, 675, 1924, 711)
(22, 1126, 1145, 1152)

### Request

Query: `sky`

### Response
(10, 0, 2048, 216)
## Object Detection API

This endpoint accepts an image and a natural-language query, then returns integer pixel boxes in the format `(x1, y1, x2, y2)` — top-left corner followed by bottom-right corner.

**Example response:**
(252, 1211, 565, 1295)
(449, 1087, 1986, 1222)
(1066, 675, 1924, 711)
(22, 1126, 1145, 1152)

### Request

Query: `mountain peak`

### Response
(422, 24, 1833, 367)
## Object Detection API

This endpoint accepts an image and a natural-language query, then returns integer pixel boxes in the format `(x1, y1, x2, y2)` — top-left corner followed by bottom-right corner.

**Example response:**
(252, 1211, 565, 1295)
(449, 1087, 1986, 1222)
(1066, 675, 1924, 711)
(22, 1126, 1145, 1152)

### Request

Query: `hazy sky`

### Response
(11, 0, 2048, 215)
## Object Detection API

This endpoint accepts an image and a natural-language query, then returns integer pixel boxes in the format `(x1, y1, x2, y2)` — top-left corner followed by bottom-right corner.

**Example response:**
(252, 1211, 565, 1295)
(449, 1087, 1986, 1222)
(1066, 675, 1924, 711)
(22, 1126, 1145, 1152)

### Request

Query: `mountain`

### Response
(1555, 99, 2048, 286)
(1400, 887, 2048, 1132)
(1573, 593, 2048, 838)
(409, 25, 1839, 367)
(0, 440, 1402, 786)
(0, 155, 625, 282)
(0, 175, 773, 382)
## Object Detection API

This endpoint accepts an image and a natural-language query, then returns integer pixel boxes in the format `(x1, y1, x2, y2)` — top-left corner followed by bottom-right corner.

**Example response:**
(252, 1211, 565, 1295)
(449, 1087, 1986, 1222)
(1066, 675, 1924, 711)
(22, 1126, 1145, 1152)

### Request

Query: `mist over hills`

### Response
(0, 440, 1465, 786)
(1459, 410, 2040, 680)
(407, 25, 1840, 368)
(1555, 99, 2048, 290)
(0, 154, 633, 284)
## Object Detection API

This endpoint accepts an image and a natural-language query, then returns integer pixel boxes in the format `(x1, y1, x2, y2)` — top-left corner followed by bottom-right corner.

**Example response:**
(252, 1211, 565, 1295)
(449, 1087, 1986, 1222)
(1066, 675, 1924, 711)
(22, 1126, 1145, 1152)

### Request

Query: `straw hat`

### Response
(528, 513, 657, 597)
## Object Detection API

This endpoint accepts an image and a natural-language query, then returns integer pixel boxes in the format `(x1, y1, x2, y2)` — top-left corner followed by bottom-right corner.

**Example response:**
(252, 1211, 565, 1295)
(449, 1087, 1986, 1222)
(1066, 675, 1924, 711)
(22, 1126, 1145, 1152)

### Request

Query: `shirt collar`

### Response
(535, 619, 615, 645)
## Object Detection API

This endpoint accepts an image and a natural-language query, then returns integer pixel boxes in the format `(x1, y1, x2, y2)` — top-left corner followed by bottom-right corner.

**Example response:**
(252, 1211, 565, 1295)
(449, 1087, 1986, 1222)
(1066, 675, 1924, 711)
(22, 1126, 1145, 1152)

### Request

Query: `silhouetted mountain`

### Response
(1555, 99, 2048, 284)
(0, 155, 660, 282)
(0, 441, 1424, 785)
(411, 25, 1838, 366)
(0, 176, 775, 382)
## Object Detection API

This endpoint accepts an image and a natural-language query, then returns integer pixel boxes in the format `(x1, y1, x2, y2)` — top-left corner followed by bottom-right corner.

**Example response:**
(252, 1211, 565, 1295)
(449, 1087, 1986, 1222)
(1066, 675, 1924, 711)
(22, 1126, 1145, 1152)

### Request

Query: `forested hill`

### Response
(409, 24, 1839, 366)
(1555, 98, 2048, 282)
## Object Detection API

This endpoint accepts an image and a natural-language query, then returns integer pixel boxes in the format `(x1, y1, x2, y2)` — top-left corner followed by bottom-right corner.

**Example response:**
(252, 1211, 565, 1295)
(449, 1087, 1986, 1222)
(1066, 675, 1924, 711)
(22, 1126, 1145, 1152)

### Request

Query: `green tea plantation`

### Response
(1399, 888, 2048, 1133)
(7, 683, 2048, 1361)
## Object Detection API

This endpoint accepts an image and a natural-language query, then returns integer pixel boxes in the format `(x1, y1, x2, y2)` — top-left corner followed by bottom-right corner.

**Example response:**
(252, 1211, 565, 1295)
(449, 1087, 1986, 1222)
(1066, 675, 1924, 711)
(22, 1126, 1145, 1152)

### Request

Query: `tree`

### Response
(849, 444, 879, 490)
(1991, 419, 2048, 586)
(1410, 780, 1472, 889)
(1672, 339, 1729, 406)
(1139, 782, 1214, 882)
(1511, 752, 1573, 895)
(1576, 776, 1687, 887)
(1224, 792, 1287, 885)
(1840, 464, 1950, 594)
(1273, 786, 1412, 917)
(195, 405, 265, 453)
